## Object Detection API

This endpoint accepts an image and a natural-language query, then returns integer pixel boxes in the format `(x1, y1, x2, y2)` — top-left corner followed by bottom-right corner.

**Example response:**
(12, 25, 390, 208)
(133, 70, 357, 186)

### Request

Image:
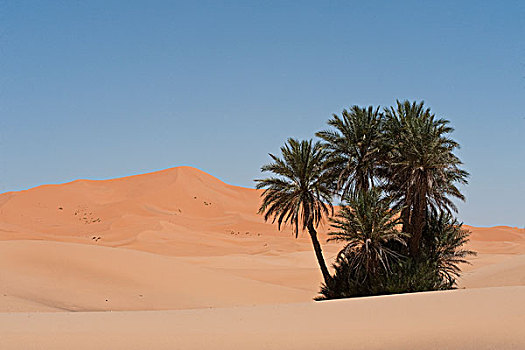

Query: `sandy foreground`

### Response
(1, 287, 524, 350)
(1, 166, 524, 349)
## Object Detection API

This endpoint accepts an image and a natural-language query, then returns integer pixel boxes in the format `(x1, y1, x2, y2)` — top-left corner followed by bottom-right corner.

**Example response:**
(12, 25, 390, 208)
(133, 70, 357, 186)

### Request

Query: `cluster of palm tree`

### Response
(256, 100, 476, 299)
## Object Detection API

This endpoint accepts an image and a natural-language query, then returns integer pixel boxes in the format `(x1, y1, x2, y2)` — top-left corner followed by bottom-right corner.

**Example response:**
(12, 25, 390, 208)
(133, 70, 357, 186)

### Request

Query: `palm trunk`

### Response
(401, 205, 411, 234)
(357, 167, 369, 194)
(401, 188, 412, 235)
(409, 186, 427, 257)
(361, 178, 369, 193)
(307, 222, 332, 286)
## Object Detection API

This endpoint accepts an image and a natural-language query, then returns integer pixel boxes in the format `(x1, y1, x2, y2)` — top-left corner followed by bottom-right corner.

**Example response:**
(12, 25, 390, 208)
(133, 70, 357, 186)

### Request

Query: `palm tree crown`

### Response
(255, 138, 334, 284)
(328, 189, 407, 281)
(423, 210, 477, 287)
(383, 100, 469, 256)
(316, 105, 384, 199)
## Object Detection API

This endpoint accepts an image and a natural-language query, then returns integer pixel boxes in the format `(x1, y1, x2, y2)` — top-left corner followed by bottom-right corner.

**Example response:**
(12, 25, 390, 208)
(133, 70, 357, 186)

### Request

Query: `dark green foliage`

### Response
(255, 138, 334, 285)
(258, 100, 475, 300)
(421, 210, 477, 287)
(381, 259, 449, 294)
(328, 189, 407, 285)
(317, 255, 373, 300)
(317, 256, 445, 300)
(255, 138, 333, 236)
(318, 209, 476, 299)
(382, 100, 469, 256)
(316, 106, 384, 198)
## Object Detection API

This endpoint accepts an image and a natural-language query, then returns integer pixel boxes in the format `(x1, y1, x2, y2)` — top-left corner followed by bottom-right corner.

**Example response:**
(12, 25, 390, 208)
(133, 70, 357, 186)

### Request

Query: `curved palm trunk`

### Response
(307, 222, 332, 286)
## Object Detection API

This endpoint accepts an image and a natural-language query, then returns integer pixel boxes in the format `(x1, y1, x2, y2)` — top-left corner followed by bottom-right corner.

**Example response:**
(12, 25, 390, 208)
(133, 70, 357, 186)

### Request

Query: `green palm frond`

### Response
(255, 138, 333, 236)
(382, 100, 469, 256)
(423, 210, 477, 286)
(316, 105, 384, 199)
(328, 189, 407, 281)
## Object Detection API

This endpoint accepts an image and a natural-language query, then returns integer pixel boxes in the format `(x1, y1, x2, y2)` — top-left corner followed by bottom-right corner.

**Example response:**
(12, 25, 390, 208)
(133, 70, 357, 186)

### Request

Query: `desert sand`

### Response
(1, 166, 524, 349)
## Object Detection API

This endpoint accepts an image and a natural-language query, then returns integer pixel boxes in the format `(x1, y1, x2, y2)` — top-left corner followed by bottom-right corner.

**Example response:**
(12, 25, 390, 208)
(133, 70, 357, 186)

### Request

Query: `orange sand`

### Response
(0, 167, 523, 349)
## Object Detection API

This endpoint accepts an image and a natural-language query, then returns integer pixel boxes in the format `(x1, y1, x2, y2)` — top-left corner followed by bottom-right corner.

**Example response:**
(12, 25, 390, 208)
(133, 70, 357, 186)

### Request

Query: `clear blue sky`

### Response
(1, 1, 524, 227)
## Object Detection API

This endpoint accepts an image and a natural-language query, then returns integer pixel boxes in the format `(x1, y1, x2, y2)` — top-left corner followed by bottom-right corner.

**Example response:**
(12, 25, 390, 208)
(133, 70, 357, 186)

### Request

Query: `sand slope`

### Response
(1, 287, 524, 350)
(0, 167, 342, 312)
(0, 240, 312, 312)
(0, 166, 524, 349)
(0, 167, 331, 254)
(0, 167, 523, 311)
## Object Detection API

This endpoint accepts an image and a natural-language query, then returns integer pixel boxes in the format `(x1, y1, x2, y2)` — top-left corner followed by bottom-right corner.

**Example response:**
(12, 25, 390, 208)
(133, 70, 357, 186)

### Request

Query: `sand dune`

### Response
(0, 240, 313, 312)
(0, 167, 331, 255)
(0, 166, 524, 349)
(1, 287, 524, 350)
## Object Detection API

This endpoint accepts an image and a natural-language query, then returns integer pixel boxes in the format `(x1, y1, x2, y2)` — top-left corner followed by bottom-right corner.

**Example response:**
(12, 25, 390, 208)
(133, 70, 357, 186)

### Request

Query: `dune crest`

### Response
(0, 166, 316, 255)
(0, 166, 523, 314)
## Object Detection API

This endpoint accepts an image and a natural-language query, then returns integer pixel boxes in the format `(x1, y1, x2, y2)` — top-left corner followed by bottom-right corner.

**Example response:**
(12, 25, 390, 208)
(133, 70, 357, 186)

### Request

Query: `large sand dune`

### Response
(0, 166, 523, 349)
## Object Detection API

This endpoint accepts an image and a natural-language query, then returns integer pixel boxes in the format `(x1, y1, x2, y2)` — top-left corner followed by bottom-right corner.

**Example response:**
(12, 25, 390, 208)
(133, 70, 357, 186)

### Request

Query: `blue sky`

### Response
(1, 1, 524, 227)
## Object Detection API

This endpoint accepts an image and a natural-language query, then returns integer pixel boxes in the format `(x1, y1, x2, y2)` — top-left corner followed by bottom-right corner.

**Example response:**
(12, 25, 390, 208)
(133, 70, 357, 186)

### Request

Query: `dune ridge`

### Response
(0, 166, 524, 349)
(0, 166, 524, 312)
(0, 167, 322, 254)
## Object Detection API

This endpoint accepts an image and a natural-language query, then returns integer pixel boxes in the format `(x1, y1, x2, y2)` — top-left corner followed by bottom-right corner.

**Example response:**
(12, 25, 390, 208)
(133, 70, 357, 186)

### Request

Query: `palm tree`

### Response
(328, 189, 407, 284)
(255, 138, 334, 285)
(423, 210, 477, 287)
(316, 105, 384, 199)
(383, 100, 469, 257)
